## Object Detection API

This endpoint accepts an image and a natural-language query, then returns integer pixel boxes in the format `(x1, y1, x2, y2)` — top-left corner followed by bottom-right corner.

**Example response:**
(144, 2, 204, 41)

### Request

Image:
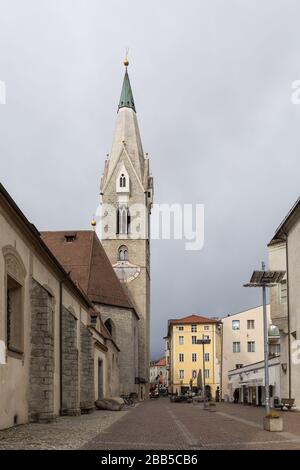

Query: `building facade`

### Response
(41, 230, 137, 397)
(221, 305, 278, 401)
(165, 315, 222, 398)
(0, 184, 119, 430)
(268, 196, 300, 408)
(228, 357, 281, 407)
(100, 62, 153, 399)
(149, 357, 167, 387)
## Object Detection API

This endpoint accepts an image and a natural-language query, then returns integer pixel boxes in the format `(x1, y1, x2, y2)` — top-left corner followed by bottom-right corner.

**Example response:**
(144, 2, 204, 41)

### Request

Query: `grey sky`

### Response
(1, 0, 300, 359)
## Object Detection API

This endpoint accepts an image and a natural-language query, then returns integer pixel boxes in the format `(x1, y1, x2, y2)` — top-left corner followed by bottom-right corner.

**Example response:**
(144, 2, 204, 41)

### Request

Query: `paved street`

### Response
(1, 399, 300, 450)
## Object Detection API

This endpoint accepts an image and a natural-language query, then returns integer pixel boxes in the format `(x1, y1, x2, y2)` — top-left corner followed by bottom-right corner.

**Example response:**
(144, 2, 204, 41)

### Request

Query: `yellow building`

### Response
(165, 315, 222, 399)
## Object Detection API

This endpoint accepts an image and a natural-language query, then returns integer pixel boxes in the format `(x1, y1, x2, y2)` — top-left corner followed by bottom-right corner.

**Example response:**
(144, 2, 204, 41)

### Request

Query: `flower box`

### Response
(263, 415, 283, 432)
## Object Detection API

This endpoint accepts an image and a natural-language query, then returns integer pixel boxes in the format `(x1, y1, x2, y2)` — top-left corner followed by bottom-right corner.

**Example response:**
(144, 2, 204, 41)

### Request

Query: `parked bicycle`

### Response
(120, 394, 136, 406)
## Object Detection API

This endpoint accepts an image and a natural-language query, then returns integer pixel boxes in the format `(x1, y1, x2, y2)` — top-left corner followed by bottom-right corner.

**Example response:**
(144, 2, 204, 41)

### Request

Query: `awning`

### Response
(229, 378, 276, 387)
(241, 379, 264, 387)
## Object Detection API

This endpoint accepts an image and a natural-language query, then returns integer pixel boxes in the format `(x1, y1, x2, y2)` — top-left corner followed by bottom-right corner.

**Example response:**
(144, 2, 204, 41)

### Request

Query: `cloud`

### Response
(0, 0, 300, 358)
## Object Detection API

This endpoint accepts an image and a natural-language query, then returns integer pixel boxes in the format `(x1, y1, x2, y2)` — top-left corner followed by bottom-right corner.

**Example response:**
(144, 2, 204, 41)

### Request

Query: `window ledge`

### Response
(7, 346, 24, 360)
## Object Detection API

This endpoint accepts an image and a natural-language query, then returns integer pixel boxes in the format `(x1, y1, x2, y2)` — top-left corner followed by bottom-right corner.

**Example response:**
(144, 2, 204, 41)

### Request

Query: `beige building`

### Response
(268, 196, 300, 408)
(0, 183, 119, 430)
(100, 62, 153, 400)
(165, 315, 222, 398)
(221, 305, 279, 401)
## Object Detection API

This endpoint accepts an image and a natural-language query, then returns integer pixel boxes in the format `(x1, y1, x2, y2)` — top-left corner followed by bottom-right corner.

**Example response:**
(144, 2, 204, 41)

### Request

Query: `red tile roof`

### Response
(167, 315, 220, 336)
(41, 231, 136, 313)
(155, 357, 166, 366)
(169, 314, 219, 325)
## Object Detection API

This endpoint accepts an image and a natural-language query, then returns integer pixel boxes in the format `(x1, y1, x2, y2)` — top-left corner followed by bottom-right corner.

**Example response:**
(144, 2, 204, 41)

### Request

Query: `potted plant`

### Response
(263, 411, 283, 432)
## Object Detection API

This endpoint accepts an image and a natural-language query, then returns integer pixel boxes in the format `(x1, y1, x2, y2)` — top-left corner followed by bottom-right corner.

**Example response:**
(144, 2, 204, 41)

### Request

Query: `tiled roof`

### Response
(155, 357, 166, 366)
(41, 230, 135, 311)
(169, 314, 219, 325)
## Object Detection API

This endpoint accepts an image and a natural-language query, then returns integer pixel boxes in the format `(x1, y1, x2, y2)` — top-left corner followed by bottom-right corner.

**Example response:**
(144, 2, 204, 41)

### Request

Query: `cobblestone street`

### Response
(1, 399, 300, 450)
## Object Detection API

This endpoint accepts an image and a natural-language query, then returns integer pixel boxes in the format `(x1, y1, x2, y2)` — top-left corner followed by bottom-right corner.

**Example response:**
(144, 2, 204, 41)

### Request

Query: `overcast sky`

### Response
(1, 0, 300, 359)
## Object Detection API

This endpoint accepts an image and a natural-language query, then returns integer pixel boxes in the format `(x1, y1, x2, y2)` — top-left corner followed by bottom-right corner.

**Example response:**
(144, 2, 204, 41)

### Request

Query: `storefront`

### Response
(227, 357, 280, 407)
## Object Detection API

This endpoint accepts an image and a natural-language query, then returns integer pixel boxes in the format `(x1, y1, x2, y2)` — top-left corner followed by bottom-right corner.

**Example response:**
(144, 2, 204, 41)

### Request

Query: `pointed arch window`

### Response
(104, 318, 116, 339)
(118, 245, 128, 261)
(116, 205, 130, 235)
(120, 174, 126, 188)
(116, 166, 130, 193)
(2, 246, 26, 356)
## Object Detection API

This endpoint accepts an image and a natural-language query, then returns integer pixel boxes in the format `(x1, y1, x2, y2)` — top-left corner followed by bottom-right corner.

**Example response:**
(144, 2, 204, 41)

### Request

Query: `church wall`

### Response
(0, 211, 31, 429)
(94, 346, 107, 399)
(0, 197, 101, 429)
(61, 306, 80, 415)
(106, 342, 120, 397)
(80, 322, 95, 410)
(31, 255, 60, 416)
(95, 303, 138, 396)
(29, 279, 55, 422)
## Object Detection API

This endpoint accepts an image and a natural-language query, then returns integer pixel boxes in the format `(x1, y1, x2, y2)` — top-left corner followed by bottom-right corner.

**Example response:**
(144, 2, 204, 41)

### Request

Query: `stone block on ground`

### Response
(95, 397, 124, 411)
(263, 416, 283, 432)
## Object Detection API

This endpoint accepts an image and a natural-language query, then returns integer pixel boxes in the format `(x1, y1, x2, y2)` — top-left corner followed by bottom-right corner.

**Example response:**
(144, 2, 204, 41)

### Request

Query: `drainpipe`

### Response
(283, 232, 292, 399)
(59, 279, 63, 414)
(220, 322, 223, 401)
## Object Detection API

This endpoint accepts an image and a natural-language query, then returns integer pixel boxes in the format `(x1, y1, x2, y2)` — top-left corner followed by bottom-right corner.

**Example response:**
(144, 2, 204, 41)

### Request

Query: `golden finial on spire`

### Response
(123, 48, 129, 67)
(91, 217, 96, 230)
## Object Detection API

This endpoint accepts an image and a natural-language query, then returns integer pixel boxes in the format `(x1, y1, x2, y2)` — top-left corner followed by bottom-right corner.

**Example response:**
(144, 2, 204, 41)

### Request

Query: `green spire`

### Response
(118, 69, 136, 112)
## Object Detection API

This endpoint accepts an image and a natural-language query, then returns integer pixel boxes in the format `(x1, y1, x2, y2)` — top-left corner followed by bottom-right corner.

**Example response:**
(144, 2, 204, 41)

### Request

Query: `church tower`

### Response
(100, 58, 153, 398)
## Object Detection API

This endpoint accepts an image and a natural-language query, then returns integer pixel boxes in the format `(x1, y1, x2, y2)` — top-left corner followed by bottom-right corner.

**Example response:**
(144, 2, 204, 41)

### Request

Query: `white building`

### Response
(221, 305, 280, 401)
(228, 357, 281, 407)
(268, 196, 300, 408)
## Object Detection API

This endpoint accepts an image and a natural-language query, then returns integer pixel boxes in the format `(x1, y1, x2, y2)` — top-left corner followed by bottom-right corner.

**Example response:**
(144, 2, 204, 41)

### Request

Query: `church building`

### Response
(0, 59, 153, 430)
(100, 57, 153, 400)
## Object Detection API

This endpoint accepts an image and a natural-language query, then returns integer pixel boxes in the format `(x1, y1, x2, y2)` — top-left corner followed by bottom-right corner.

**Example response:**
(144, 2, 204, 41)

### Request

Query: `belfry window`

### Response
(116, 205, 130, 234)
(118, 245, 128, 261)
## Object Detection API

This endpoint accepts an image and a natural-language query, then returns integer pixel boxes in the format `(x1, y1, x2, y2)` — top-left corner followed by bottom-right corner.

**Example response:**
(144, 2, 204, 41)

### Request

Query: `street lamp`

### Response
(197, 336, 211, 407)
(244, 262, 285, 415)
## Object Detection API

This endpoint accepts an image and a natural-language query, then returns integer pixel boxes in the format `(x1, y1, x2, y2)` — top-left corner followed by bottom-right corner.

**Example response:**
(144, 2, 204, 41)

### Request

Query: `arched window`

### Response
(104, 318, 116, 339)
(118, 245, 128, 261)
(116, 205, 130, 234)
(2, 246, 26, 355)
(120, 174, 126, 188)
(116, 165, 130, 193)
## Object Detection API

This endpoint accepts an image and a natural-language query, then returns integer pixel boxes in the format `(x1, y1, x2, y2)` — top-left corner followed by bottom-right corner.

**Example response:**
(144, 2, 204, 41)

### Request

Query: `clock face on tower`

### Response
(112, 260, 141, 283)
